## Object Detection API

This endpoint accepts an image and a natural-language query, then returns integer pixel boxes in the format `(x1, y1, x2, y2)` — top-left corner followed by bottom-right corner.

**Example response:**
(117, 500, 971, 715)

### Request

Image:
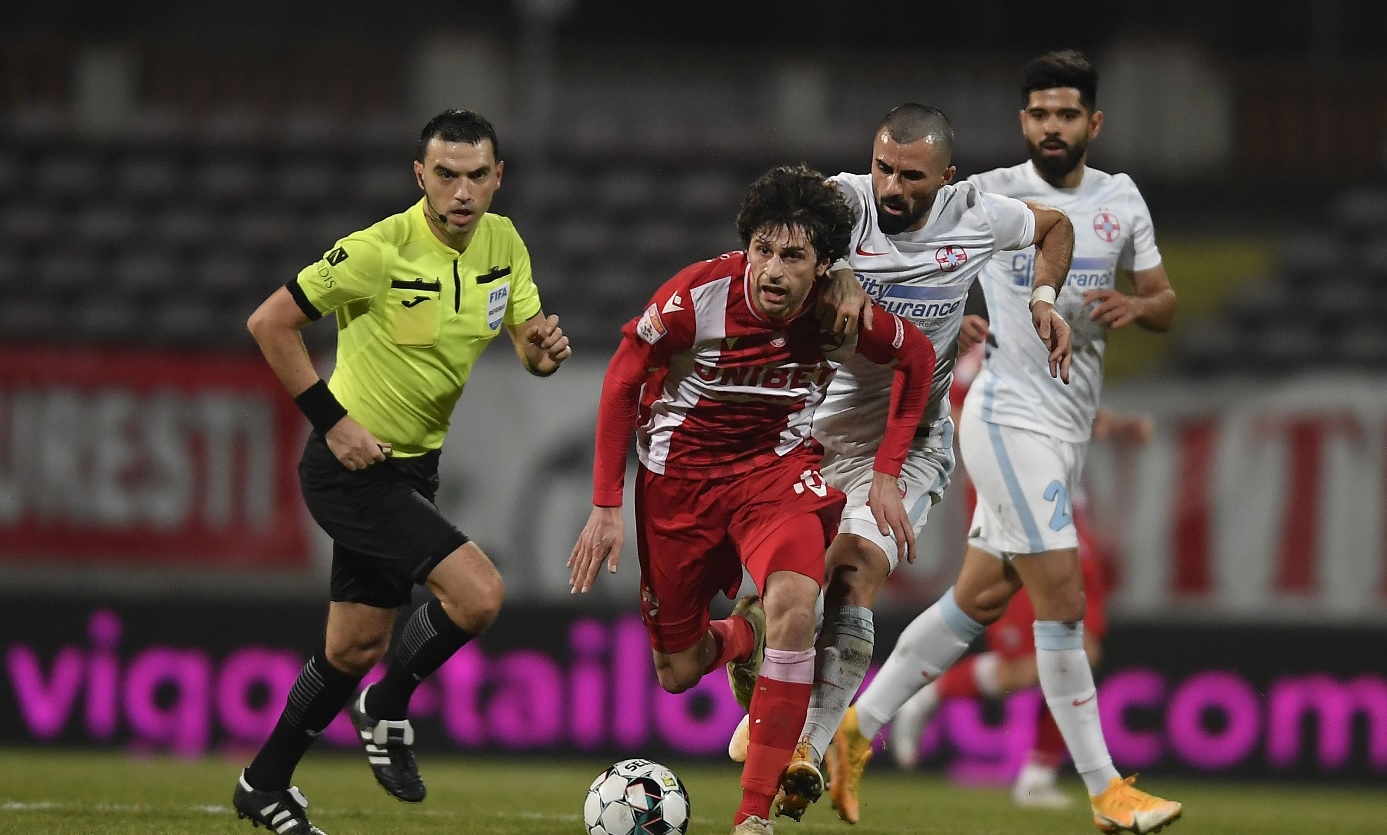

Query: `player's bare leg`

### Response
(1011, 549, 1180, 832)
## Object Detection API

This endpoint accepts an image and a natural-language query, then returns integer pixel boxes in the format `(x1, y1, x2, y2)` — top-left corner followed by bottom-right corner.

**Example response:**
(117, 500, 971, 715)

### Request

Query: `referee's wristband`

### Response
(1029, 284, 1057, 308)
(294, 379, 348, 435)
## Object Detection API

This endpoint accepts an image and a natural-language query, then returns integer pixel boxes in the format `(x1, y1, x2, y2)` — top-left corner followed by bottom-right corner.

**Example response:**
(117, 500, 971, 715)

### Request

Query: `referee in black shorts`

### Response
(233, 109, 571, 835)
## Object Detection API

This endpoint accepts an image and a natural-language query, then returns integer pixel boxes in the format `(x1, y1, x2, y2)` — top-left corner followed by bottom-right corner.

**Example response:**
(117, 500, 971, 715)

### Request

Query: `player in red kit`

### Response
(568, 165, 936, 835)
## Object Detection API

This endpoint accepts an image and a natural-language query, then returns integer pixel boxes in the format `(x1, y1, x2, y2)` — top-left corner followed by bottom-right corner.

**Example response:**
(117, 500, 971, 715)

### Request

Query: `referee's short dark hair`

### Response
(736, 164, 853, 265)
(1021, 50, 1098, 111)
(417, 110, 500, 162)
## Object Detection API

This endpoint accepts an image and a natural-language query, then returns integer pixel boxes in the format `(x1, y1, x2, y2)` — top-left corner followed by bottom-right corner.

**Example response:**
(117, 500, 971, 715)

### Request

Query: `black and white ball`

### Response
(584, 758, 690, 835)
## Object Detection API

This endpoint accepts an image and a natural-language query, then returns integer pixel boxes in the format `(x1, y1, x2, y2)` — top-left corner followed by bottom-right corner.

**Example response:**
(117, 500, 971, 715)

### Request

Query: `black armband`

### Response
(294, 379, 348, 435)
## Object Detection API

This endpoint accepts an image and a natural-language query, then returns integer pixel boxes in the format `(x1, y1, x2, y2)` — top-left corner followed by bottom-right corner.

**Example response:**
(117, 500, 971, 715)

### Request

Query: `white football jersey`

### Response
(965, 162, 1162, 442)
(814, 172, 1035, 457)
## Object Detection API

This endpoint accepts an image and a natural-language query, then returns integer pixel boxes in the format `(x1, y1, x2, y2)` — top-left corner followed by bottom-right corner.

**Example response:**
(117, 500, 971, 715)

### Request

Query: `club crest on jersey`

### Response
(935, 246, 968, 271)
(1093, 212, 1120, 243)
(636, 303, 667, 345)
(770, 332, 787, 348)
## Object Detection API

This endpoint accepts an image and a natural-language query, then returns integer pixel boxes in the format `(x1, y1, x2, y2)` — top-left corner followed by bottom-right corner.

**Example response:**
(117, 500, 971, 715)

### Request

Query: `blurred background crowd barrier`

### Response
(2, 0, 1385, 780)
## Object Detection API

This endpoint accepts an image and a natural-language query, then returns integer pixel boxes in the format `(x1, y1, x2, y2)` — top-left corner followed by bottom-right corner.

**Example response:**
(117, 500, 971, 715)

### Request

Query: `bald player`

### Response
(765, 103, 1075, 822)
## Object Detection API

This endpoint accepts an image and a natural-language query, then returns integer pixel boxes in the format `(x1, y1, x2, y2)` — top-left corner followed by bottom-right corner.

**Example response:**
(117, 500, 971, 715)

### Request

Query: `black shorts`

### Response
(298, 432, 469, 608)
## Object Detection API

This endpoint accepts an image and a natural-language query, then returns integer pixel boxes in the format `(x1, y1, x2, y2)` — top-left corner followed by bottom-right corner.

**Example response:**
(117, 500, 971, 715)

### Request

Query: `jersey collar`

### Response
(410, 198, 469, 257)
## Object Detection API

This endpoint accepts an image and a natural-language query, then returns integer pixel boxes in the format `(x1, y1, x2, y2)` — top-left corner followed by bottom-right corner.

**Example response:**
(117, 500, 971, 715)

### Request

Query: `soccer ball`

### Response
(584, 758, 690, 835)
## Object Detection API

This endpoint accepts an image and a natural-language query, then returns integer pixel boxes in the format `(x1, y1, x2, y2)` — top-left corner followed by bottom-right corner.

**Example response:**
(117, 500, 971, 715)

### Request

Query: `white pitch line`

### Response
(0, 799, 578, 822)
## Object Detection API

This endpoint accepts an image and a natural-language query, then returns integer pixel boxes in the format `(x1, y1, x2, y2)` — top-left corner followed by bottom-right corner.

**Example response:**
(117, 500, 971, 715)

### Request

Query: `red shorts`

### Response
(983, 507, 1108, 658)
(634, 458, 845, 653)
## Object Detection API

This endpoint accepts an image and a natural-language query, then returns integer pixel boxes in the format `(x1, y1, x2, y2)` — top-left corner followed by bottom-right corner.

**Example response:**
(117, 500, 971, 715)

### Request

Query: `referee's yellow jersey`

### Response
(289, 199, 542, 456)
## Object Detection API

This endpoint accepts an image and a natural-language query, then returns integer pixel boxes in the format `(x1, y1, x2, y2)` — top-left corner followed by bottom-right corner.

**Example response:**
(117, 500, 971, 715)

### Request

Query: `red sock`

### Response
(704, 615, 755, 674)
(736, 647, 813, 824)
(936, 654, 981, 700)
(1032, 705, 1066, 768)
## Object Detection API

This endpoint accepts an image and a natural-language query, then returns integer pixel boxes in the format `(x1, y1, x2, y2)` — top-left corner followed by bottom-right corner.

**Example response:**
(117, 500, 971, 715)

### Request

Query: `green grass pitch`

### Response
(0, 749, 1379, 834)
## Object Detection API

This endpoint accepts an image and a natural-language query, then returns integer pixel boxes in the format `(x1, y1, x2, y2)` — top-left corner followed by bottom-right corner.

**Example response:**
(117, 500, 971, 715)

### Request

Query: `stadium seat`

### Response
(72, 205, 143, 249)
(33, 250, 101, 297)
(231, 209, 302, 253)
(0, 154, 22, 195)
(115, 156, 185, 204)
(1257, 322, 1321, 374)
(0, 203, 60, 245)
(1331, 188, 1387, 235)
(73, 299, 143, 342)
(1338, 325, 1387, 369)
(149, 206, 217, 249)
(193, 157, 264, 205)
(0, 299, 65, 342)
(33, 155, 100, 199)
(112, 249, 181, 298)
(189, 252, 258, 301)
(273, 161, 340, 207)
(1276, 231, 1347, 277)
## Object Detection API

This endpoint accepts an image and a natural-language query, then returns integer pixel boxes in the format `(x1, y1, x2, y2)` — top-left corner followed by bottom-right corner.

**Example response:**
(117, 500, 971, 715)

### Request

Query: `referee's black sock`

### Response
(366, 599, 476, 720)
(244, 653, 362, 791)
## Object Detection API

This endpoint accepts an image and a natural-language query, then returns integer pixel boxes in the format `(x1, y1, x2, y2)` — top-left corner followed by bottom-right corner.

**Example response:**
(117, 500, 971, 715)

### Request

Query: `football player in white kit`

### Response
(835, 52, 1182, 833)
(762, 103, 1076, 822)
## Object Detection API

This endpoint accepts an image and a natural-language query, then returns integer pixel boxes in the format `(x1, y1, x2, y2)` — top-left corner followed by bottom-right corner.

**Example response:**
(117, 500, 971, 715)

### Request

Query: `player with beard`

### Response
(755, 103, 1076, 823)
(834, 50, 1181, 833)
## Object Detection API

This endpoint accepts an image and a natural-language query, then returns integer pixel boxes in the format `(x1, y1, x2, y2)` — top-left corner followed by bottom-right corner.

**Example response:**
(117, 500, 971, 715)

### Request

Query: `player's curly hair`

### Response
(735, 164, 853, 265)
(1022, 50, 1098, 111)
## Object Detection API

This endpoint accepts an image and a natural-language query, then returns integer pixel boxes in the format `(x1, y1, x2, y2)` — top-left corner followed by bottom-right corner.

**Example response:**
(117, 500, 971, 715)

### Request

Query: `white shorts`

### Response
(959, 409, 1085, 558)
(819, 419, 956, 573)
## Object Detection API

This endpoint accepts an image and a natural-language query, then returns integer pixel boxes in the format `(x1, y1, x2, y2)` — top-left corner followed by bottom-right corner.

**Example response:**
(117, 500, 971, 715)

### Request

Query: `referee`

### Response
(234, 109, 571, 835)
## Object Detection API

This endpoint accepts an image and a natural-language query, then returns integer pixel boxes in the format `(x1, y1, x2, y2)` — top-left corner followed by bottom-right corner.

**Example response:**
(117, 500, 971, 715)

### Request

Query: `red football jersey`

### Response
(592, 252, 935, 506)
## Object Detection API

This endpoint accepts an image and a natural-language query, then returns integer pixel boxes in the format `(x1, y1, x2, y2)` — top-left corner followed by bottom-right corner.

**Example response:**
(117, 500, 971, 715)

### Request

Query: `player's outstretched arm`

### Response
(508, 311, 572, 376)
(1083, 264, 1176, 332)
(569, 506, 624, 594)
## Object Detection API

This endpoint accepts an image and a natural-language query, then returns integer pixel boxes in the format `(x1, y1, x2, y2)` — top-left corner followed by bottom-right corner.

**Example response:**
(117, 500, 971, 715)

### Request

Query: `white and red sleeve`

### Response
(590, 265, 702, 506)
(854, 302, 936, 476)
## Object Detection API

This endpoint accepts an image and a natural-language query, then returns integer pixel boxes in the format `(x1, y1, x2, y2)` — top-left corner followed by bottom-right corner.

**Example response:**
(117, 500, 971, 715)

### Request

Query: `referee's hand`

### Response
(528, 314, 572, 365)
(325, 416, 391, 471)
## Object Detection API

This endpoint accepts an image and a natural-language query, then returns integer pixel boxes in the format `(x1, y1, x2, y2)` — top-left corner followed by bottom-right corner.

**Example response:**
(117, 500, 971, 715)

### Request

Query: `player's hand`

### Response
(1030, 301, 1072, 384)
(1083, 289, 1143, 329)
(568, 505, 624, 594)
(957, 314, 989, 353)
(818, 266, 872, 337)
(527, 313, 572, 365)
(325, 416, 391, 471)
(868, 470, 916, 564)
